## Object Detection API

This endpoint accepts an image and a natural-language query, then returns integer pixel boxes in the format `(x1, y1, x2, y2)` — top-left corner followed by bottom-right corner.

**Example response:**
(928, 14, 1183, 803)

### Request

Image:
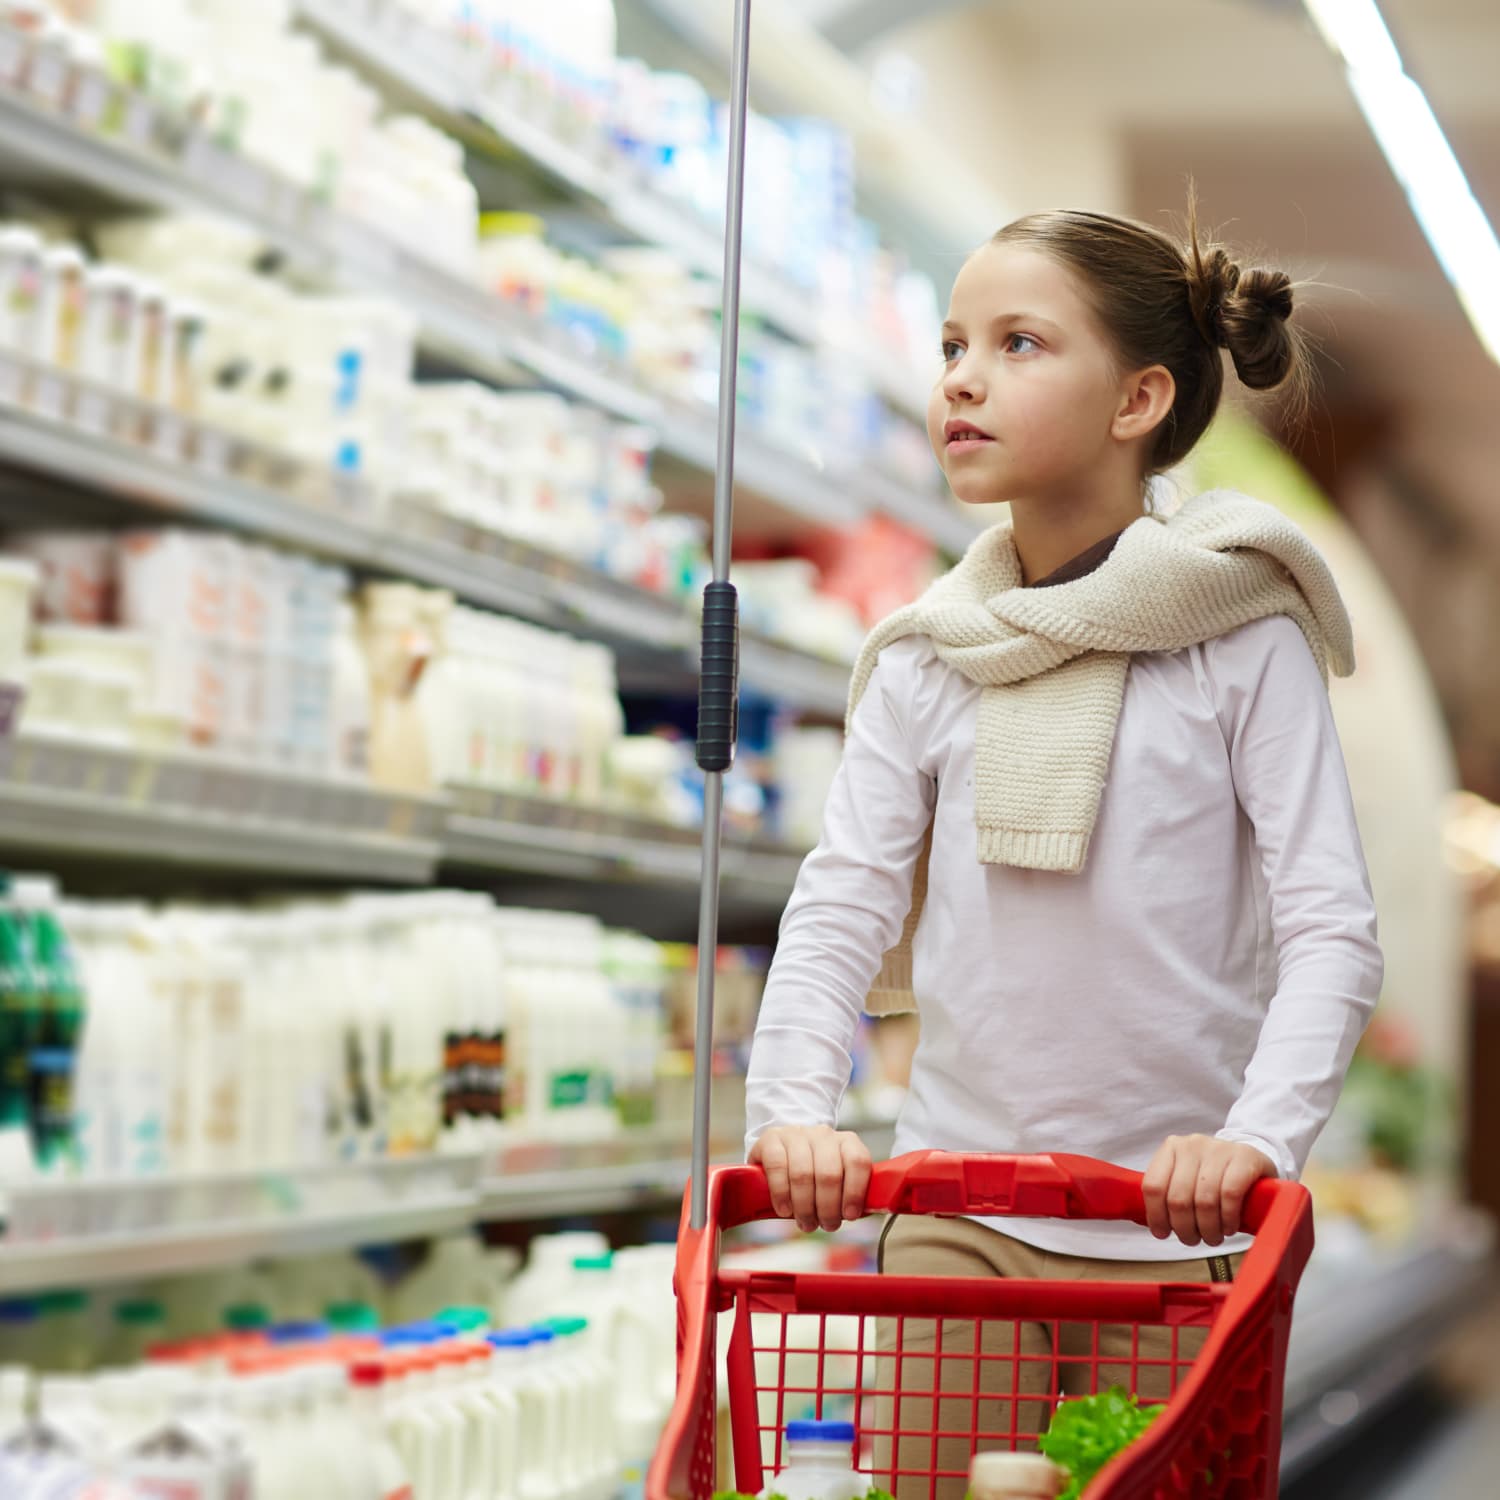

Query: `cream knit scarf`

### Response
(851, 489, 1355, 1014)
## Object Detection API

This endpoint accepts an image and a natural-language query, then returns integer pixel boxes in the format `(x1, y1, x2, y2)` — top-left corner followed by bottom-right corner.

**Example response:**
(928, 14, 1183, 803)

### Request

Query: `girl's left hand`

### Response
(1142, 1135, 1277, 1247)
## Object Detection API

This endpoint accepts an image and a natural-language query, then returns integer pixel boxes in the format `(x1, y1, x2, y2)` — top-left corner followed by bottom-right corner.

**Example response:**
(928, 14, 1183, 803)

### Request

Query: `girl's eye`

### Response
(940, 339, 965, 362)
(1007, 333, 1040, 355)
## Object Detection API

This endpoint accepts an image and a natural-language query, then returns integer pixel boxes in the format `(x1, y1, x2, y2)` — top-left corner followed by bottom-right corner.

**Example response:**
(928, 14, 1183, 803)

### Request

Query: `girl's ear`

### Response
(1112, 364, 1176, 446)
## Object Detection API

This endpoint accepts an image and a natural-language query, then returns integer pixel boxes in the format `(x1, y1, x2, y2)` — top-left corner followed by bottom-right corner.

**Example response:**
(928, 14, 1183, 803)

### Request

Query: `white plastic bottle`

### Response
(479, 1334, 525, 1500)
(420, 1348, 466, 1500)
(449, 1344, 502, 1500)
(0, 1366, 30, 1438)
(512, 1328, 568, 1500)
(329, 599, 372, 779)
(349, 1358, 414, 1500)
(761, 1420, 870, 1500)
(384, 1352, 442, 1500)
(308, 1362, 374, 1500)
(555, 1316, 618, 1500)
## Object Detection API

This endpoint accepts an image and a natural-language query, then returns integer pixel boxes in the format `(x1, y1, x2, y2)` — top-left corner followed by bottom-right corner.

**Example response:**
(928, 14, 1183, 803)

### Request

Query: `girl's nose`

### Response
(942, 358, 981, 403)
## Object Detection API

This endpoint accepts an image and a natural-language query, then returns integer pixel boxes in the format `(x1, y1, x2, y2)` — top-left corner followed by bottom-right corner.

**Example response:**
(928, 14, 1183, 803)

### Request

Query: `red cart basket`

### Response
(648, 1151, 1313, 1500)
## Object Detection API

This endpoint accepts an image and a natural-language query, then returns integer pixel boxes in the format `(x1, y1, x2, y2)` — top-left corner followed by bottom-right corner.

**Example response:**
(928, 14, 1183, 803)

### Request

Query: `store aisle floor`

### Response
(1282, 1282, 1500, 1498)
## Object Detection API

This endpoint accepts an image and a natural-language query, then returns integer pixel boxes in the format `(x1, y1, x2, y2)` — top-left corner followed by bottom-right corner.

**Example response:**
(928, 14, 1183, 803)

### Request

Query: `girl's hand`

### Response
(1142, 1135, 1276, 1247)
(750, 1125, 873, 1233)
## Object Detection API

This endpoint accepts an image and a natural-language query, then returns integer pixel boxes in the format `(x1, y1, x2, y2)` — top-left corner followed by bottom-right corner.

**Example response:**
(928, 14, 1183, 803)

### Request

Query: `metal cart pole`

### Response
(690, 0, 754, 1234)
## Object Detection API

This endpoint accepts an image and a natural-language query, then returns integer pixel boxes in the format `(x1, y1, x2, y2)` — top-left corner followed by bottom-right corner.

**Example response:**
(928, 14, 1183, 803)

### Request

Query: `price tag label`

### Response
(0, 683, 24, 738)
(69, 69, 113, 133)
(30, 372, 68, 423)
(0, 28, 26, 87)
(74, 386, 112, 436)
(0, 352, 23, 408)
(150, 412, 185, 463)
(123, 94, 155, 150)
(193, 426, 231, 477)
(26, 46, 67, 107)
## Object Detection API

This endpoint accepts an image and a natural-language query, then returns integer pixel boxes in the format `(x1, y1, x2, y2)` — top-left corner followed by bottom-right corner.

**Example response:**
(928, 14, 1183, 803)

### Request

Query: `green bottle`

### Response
(15, 879, 85, 1175)
(0, 884, 42, 1179)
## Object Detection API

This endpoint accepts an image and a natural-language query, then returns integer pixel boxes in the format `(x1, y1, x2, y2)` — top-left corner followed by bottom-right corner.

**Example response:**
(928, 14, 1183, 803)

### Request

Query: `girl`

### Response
(742, 205, 1383, 1483)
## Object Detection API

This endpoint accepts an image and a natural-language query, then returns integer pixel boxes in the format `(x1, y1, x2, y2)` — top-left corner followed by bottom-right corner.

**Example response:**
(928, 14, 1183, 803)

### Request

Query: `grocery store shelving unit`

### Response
(0, 1119, 907, 1291)
(0, 1155, 485, 1295)
(442, 784, 804, 903)
(286, 0, 929, 425)
(0, 730, 444, 883)
(0, 730, 809, 911)
(0, 61, 976, 554)
(478, 1118, 899, 1223)
(0, 396, 854, 717)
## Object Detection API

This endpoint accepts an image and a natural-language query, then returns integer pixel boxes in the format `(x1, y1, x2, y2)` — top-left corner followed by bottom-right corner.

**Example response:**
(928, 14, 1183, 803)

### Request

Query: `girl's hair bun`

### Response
(1188, 241, 1297, 392)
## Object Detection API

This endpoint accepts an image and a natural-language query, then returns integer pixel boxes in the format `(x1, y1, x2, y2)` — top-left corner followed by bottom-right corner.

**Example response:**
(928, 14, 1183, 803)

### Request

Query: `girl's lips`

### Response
(947, 434, 996, 452)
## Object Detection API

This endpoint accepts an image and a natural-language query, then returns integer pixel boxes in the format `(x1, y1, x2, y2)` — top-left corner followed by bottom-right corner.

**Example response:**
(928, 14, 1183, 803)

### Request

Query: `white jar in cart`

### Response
(968, 1451, 1068, 1500)
(761, 1421, 870, 1500)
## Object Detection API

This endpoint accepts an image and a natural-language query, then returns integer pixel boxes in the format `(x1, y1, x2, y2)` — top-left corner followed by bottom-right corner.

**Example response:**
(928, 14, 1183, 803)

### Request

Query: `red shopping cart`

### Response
(647, 1151, 1314, 1500)
(661, 4, 1315, 1497)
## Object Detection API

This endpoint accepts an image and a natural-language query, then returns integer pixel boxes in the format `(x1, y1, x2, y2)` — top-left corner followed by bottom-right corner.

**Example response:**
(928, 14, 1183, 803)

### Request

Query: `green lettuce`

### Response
(1038, 1387, 1166, 1499)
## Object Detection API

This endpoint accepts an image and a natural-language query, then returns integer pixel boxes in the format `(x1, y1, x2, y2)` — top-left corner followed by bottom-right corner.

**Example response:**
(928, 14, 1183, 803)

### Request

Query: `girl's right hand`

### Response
(749, 1124, 873, 1233)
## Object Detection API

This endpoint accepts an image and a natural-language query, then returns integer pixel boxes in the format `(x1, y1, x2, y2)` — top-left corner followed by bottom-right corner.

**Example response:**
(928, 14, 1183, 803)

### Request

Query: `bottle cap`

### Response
(786, 1420, 855, 1443)
(487, 1330, 535, 1349)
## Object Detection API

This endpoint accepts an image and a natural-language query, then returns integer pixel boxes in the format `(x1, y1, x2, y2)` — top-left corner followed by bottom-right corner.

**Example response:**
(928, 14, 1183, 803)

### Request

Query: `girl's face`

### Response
(927, 242, 1138, 507)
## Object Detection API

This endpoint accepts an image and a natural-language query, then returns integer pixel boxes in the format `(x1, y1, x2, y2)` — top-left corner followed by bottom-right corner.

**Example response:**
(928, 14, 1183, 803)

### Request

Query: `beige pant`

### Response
(872, 1215, 1244, 1500)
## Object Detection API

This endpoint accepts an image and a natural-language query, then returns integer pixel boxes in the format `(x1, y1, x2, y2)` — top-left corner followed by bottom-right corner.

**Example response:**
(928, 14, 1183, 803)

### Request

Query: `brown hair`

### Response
(991, 193, 1309, 473)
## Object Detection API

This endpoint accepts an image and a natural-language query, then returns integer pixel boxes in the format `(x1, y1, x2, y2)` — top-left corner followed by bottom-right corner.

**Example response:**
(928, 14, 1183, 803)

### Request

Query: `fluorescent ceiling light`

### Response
(1304, 0, 1500, 364)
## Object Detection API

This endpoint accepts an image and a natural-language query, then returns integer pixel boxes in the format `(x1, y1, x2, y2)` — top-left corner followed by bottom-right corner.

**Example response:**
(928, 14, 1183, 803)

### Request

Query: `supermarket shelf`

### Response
(1280, 1209, 1496, 1480)
(290, 0, 924, 420)
(0, 398, 853, 718)
(0, 67, 973, 552)
(477, 1119, 899, 1222)
(0, 1123, 915, 1292)
(440, 786, 807, 902)
(0, 1156, 484, 1295)
(0, 735, 810, 901)
(0, 732, 443, 883)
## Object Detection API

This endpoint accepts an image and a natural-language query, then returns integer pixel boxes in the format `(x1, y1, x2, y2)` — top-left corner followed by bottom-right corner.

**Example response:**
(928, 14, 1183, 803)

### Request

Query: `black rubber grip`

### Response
(696, 581, 740, 773)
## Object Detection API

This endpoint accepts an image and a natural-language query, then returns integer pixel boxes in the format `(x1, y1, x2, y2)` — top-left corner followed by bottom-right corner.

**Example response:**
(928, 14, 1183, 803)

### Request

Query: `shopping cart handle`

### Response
(867, 1151, 1149, 1220)
(713, 1150, 1287, 1235)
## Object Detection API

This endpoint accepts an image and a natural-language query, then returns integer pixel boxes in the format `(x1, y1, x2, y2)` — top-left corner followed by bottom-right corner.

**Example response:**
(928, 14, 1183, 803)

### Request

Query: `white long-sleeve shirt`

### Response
(745, 615, 1384, 1259)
